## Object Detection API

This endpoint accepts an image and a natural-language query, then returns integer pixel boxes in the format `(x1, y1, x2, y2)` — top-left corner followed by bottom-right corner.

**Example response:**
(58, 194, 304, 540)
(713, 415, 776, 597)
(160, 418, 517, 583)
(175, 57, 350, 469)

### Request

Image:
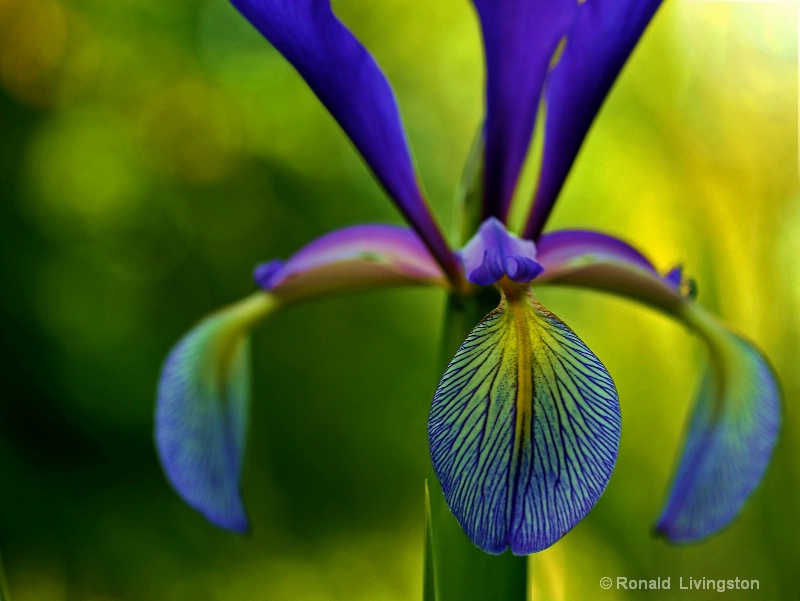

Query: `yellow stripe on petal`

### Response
(428, 282, 620, 555)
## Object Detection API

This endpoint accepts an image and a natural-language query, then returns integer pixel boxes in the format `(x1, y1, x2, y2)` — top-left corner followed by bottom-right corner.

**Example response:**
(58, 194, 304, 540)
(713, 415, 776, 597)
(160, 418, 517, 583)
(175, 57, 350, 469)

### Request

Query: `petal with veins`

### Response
(429, 284, 620, 554)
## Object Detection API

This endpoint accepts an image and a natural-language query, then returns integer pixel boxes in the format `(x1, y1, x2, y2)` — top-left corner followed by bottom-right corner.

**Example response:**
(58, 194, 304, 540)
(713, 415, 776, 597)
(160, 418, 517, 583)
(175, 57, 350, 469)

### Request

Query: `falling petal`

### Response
(537, 229, 657, 275)
(429, 283, 620, 554)
(255, 223, 449, 302)
(155, 293, 278, 532)
(525, 0, 663, 239)
(534, 232, 780, 541)
(536, 228, 683, 316)
(229, 0, 460, 283)
(656, 305, 780, 542)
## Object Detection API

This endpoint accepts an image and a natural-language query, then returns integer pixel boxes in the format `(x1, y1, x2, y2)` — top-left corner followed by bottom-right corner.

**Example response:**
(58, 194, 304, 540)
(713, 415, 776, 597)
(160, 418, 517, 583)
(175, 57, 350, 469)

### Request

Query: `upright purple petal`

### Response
(229, 0, 461, 284)
(524, 0, 663, 240)
(472, 0, 578, 222)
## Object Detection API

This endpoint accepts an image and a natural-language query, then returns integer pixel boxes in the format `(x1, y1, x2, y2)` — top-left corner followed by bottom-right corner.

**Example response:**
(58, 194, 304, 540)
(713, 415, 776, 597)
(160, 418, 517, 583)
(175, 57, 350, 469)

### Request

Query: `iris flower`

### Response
(155, 0, 779, 558)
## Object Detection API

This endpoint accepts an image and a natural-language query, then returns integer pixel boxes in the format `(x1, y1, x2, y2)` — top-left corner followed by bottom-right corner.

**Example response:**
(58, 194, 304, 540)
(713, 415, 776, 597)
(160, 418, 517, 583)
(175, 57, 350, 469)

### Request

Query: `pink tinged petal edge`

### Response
(229, 0, 461, 284)
(254, 224, 449, 302)
(524, 0, 663, 240)
(534, 232, 780, 542)
(537, 229, 658, 274)
(472, 0, 578, 222)
(459, 217, 543, 286)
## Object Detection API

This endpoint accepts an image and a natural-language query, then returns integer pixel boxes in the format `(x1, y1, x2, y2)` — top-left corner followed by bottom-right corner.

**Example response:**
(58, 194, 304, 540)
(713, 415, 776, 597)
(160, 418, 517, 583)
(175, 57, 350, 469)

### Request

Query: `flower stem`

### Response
(425, 289, 528, 601)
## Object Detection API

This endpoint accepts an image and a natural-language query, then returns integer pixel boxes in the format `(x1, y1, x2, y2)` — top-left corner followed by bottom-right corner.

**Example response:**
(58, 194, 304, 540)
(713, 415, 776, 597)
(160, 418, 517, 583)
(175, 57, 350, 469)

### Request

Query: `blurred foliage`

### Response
(0, 0, 798, 599)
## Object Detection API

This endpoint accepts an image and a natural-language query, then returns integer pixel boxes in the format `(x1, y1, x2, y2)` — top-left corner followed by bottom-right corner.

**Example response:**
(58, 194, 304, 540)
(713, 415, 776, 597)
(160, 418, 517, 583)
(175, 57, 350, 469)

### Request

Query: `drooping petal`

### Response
(536, 229, 684, 316)
(157, 224, 451, 531)
(255, 223, 449, 302)
(524, 0, 663, 240)
(537, 229, 657, 274)
(459, 217, 543, 286)
(471, 0, 578, 221)
(655, 305, 780, 542)
(229, 0, 461, 284)
(428, 283, 620, 554)
(534, 230, 780, 542)
(156, 293, 278, 532)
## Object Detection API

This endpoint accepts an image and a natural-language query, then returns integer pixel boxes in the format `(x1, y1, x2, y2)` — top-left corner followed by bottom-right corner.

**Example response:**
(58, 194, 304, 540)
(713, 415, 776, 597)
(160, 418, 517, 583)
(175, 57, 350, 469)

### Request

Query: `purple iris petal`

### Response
(472, 0, 578, 222)
(230, 0, 460, 282)
(524, 0, 663, 240)
(460, 217, 543, 286)
(537, 229, 658, 274)
(656, 325, 779, 542)
(156, 293, 275, 533)
(533, 236, 780, 543)
(253, 259, 284, 289)
(662, 265, 683, 292)
(254, 223, 448, 300)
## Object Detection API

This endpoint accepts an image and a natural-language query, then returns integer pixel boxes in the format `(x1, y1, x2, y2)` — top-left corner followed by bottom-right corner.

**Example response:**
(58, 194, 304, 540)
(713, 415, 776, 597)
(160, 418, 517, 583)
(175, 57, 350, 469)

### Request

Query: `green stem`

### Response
(425, 290, 528, 601)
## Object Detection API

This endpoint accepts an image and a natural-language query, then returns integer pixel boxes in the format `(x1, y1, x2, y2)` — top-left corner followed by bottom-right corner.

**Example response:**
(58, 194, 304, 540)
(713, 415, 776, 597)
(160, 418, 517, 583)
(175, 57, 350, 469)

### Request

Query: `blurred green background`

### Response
(1, 0, 798, 599)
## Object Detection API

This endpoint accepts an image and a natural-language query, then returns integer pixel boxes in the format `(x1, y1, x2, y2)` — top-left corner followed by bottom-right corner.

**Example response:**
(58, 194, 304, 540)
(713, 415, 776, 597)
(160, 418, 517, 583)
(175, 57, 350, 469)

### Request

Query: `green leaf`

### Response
(423, 481, 436, 601)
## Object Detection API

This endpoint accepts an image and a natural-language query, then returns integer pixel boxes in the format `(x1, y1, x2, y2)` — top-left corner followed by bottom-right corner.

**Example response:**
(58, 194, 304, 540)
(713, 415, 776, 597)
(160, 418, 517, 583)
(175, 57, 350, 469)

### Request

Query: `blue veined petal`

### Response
(655, 306, 780, 542)
(471, 0, 578, 222)
(428, 283, 620, 555)
(228, 0, 462, 285)
(524, 0, 663, 240)
(155, 293, 278, 532)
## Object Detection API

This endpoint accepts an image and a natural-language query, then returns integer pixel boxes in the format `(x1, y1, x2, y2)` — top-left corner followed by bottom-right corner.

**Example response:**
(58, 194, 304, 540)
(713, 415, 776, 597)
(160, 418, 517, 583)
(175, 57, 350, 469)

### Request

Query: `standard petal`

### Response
(459, 217, 543, 286)
(428, 283, 620, 554)
(155, 293, 278, 532)
(524, 0, 663, 240)
(472, 0, 578, 222)
(255, 223, 449, 302)
(229, 0, 461, 284)
(655, 306, 780, 542)
(534, 231, 780, 542)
